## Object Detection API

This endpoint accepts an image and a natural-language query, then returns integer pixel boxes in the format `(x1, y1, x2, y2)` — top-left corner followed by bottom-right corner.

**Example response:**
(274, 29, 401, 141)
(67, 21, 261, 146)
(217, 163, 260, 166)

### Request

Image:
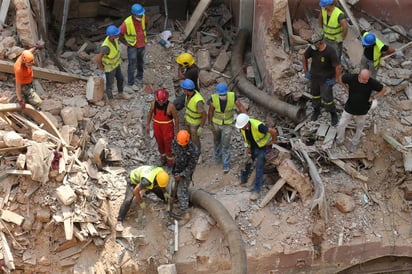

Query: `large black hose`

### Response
(189, 188, 247, 274)
(231, 29, 306, 123)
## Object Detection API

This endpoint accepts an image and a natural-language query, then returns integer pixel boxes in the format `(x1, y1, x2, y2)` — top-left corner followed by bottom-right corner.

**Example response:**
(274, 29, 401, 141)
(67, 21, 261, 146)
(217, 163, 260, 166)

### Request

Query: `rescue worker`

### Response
(207, 82, 246, 173)
(302, 32, 342, 126)
(318, 0, 348, 58)
(146, 88, 179, 167)
(96, 25, 131, 107)
(174, 52, 199, 111)
(336, 69, 387, 152)
(235, 114, 277, 201)
(116, 165, 170, 232)
(171, 130, 199, 224)
(360, 32, 395, 79)
(14, 47, 43, 109)
(119, 3, 147, 91)
(181, 79, 206, 163)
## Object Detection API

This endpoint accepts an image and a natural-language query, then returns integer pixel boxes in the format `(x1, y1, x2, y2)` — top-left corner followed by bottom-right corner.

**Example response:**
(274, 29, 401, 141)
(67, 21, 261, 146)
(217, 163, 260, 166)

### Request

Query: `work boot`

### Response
(311, 109, 321, 121)
(118, 92, 132, 100)
(130, 84, 140, 92)
(178, 211, 190, 226)
(115, 222, 124, 232)
(330, 112, 338, 126)
(250, 191, 260, 201)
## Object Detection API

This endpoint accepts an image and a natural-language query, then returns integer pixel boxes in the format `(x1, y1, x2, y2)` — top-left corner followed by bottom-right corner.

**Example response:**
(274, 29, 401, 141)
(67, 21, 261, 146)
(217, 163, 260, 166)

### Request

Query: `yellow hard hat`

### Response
(176, 53, 195, 67)
(156, 170, 169, 187)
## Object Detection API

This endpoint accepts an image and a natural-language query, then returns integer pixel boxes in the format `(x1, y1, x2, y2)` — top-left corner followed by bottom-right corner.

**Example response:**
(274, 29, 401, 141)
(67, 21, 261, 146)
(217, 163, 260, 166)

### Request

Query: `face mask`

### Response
(135, 16, 142, 21)
(219, 95, 227, 100)
(311, 45, 317, 50)
(114, 37, 119, 42)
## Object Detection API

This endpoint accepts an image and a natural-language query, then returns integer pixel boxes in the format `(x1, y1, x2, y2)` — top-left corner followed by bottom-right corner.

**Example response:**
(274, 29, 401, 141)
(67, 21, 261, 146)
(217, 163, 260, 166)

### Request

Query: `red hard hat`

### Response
(155, 88, 169, 102)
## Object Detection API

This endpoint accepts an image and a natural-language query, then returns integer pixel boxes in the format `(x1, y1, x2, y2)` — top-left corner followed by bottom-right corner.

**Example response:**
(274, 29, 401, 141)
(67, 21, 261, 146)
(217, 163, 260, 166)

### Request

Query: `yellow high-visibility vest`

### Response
(241, 119, 271, 148)
(130, 166, 163, 190)
(101, 36, 121, 72)
(124, 15, 147, 46)
(184, 91, 204, 125)
(211, 92, 235, 125)
(363, 32, 385, 68)
(322, 7, 344, 41)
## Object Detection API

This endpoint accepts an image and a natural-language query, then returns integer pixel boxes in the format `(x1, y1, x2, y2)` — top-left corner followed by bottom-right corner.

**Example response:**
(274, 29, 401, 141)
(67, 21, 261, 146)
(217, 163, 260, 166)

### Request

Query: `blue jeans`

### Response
(105, 65, 124, 99)
(252, 146, 270, 193)
(127, 46, 145, 85)
(212, 123, 233, 170)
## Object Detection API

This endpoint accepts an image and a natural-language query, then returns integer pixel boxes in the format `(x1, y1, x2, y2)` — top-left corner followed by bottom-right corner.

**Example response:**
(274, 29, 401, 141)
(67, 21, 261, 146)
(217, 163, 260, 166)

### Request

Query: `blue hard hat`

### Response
(180, 79, 195, 90)
(131, 4, 145, 15)
(216, 83, 228, 95)
(106, 25, 120, 36)
(362, 33, 376, 46)
(319, 0, 333, 7)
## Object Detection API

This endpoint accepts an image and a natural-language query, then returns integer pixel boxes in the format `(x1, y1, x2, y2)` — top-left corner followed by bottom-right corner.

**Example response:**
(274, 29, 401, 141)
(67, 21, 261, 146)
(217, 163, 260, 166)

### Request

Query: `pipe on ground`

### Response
(231, 29, 306, 123)
(189, 188, 247, 274)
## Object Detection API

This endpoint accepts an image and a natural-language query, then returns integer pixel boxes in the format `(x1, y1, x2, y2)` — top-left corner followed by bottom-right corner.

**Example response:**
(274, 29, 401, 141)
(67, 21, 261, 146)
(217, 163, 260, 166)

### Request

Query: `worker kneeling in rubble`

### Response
(116, 166, 170, 232)
(14, 47, 43, 109)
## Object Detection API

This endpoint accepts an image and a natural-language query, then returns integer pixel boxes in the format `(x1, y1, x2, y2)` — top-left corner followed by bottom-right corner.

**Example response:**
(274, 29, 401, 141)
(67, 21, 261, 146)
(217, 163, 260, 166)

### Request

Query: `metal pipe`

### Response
(231, 29, 306, 123)
(57, 0, 70, 55)
(163, 0, 168, 31)
(189, 188, 247, 274)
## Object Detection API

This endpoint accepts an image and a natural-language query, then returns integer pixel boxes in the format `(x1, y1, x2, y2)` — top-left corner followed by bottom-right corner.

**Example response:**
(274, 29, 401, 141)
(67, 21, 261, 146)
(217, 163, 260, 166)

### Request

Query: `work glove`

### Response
(139, 202, 146, 209)
(18, 99, 26, 109)
(304, 71, 312, 80)
(197, 126, 203, 137)
(164, 192, 170, 202)
(335, 37, 343, 43)
(325, 78, 336, 86)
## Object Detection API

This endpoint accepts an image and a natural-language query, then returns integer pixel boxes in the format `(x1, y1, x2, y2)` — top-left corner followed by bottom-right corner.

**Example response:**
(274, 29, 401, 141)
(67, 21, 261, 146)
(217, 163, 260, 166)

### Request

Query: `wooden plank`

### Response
(327, 147, 366, 160)
(323, 127, 337, 145)
(56, 239, 92, 260)
(0, 0, 10, 25)
(331, 159, 368, 182)
(54, 238, 78, 252)
(0, 104, 66, 143)
(62, 205, 73, 240)
(316, 124, 329, 137)
(258, 178, 286, 208)
(6, 170, 32, 176)
(183, 0, 213, 41)
(1, 210, 24, 225)
(0, 59, 88, 83)
(0, 230, 15, 270)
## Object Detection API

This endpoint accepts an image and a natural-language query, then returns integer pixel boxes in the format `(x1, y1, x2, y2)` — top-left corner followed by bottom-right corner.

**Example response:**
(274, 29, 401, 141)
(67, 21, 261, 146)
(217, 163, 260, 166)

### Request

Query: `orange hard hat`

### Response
(177, 130, 190, 146)
(21, 50, 34, 63)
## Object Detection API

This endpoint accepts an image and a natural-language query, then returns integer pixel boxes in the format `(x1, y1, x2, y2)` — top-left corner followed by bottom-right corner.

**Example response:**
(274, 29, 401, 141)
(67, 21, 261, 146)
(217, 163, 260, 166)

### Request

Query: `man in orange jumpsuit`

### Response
(146, 88, 179, 166)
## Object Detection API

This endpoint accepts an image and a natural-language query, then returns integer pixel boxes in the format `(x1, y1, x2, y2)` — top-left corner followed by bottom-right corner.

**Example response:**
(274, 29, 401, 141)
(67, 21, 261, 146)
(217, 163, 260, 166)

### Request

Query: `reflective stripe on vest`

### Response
(101, 37, 121, 73)
(211, 92, 235, 125)
(322, 7, 344, 41)
(184, 91, 204, 125)
(124, 15, 147, 46)
(363, 32, 384, 69)
(240, 119, 271, 148)
(129, 166, 163, 190)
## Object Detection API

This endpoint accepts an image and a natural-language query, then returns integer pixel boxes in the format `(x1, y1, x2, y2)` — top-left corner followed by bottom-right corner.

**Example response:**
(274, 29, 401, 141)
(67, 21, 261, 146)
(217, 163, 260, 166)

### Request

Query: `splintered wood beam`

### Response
(0, 59, 88, 83)
(330, 159, 368, 182)
(258, 178, 286, 208)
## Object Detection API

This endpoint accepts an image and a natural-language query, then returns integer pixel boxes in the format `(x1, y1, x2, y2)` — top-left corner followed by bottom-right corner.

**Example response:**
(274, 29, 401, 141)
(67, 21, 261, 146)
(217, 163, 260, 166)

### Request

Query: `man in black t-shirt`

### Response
(336, 69, 387, 152)
(302, 33, 342, 126)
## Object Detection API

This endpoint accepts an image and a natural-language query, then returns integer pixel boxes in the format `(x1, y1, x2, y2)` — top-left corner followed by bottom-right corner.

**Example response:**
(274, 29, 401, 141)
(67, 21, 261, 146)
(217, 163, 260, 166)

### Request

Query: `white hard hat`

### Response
(235, 113, 250, 129)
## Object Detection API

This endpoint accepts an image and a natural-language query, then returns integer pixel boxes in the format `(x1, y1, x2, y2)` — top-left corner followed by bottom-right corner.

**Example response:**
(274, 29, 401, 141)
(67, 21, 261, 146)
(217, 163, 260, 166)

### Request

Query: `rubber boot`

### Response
(311, 108, 321, 121)
(330, 112, 338, 126)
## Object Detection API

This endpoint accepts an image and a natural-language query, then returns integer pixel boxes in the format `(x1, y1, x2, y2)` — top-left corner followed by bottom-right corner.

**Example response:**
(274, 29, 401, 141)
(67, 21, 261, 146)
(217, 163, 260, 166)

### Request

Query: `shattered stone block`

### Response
(334, 193, 355, 213)
(157, 264, 177, 274)
(3, 131, 25, 147)
(32, 130, 48, 143)
(197, 49, 211, 70)
(16, 154, 26, 170)
(212, 50, 231, 72)
(60, 107, 78, 127)
(56, 185, 77, 206)
(86, 76, 105, 103)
